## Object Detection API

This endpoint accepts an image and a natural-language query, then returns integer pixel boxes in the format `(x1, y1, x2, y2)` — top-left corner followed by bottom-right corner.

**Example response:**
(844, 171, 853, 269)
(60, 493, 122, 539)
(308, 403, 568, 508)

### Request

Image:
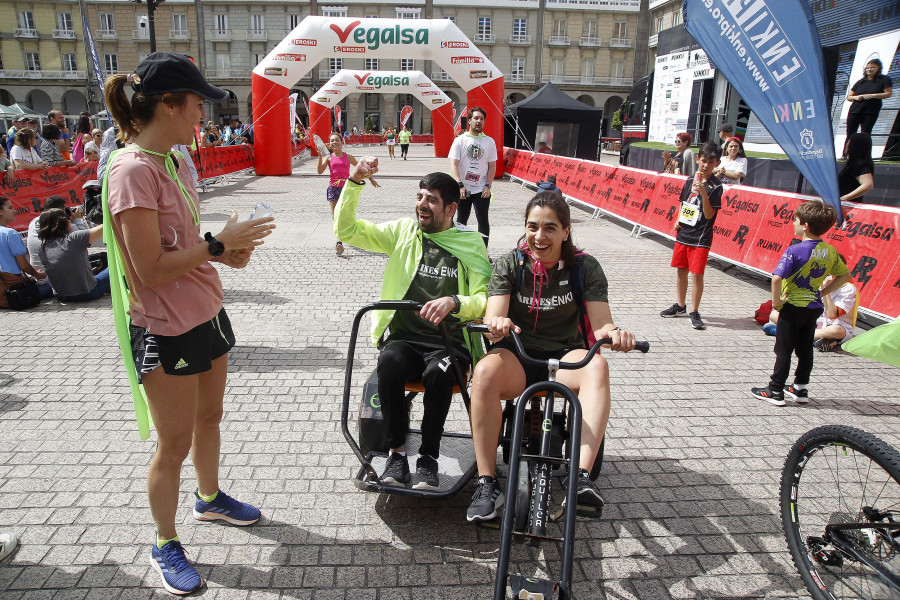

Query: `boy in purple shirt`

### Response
(751, 200, 850, 405)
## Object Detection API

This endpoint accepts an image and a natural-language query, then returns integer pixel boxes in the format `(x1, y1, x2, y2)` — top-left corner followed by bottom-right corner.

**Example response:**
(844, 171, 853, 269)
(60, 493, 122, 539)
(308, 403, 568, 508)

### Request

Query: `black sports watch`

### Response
(458, 180, 465, 189)
(204, 232, 225, 257)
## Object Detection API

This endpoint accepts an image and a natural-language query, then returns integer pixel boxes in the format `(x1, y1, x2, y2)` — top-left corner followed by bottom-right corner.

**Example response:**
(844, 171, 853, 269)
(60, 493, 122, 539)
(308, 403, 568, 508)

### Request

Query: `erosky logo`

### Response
(330, 20, 429, 50)
(334, 45, 365, 53)
(333, 81, 347, 86)
(451, 56, 483, 64)
(417, 83, 432, 88)
(292, 39, 317, 46)
(441, 41, 469, 48)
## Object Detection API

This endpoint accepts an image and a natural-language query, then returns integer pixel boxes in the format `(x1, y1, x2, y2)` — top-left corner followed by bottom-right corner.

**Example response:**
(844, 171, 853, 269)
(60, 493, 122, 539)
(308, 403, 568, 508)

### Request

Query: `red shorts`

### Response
(671, 243, 710, 275)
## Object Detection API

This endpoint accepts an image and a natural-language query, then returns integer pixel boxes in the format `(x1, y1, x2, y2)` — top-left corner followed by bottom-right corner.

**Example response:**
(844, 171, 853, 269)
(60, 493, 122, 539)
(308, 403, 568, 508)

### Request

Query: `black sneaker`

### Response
(751, 386, 785, 406)
(689, 311, 706, 330)
(814, 338, 839, 352)
(380, 453, 410, 487)
(660, 303, 686, 318)
(564, 468, 605, 508)
(467, 475, 504, 522)
(412, 455, 440, 490)
(783, 384, 809, 404)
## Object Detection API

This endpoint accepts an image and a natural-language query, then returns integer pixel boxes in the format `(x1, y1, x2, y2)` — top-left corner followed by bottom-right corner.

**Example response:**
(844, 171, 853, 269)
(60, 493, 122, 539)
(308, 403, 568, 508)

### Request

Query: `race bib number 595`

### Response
(678, 202, 700, 226)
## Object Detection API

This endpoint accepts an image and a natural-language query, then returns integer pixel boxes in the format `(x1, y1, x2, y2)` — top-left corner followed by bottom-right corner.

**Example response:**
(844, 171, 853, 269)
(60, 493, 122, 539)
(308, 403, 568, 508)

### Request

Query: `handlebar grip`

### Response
(635, 341, 650, 353)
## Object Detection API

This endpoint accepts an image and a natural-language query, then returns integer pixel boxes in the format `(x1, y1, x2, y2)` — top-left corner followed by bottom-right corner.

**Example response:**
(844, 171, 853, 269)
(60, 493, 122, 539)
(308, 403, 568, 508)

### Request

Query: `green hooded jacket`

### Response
(334, 181, 491, 362)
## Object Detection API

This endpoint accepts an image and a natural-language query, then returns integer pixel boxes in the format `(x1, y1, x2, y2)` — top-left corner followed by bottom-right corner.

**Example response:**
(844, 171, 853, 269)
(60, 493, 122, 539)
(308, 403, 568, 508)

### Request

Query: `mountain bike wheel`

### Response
(780, 425, 900, 600)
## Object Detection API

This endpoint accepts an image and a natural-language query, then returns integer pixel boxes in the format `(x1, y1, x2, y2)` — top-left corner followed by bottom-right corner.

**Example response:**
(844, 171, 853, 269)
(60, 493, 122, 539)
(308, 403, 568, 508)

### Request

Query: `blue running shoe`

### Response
(193, 489, 260, 526)
(151, 540, 203, 595)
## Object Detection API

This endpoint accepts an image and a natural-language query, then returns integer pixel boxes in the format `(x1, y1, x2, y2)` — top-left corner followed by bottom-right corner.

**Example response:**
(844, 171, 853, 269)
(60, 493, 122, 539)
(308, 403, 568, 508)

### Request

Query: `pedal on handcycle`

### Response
(463, 324, 649, 600)
(340, 300, 478, 498)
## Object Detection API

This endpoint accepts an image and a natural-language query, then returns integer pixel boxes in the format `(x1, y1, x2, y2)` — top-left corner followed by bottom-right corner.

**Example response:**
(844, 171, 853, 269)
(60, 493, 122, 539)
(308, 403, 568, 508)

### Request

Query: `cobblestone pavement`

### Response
(1, 149, 897, 599)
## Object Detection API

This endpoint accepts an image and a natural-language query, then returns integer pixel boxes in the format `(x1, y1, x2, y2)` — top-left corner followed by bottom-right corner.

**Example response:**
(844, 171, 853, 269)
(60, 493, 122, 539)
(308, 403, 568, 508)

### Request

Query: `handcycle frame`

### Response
(465, 324, 649, 600)
(340, 300, 476, 499)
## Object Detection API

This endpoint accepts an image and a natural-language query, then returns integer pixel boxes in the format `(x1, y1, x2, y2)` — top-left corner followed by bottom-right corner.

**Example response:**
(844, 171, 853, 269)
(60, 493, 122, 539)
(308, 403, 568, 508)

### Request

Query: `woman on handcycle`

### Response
(467, 191, 636, 522)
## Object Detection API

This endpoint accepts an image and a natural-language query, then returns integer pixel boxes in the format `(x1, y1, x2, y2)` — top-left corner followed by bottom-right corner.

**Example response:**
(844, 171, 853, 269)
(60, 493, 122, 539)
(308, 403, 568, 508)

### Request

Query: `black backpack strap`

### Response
(570, 256, 590, 349)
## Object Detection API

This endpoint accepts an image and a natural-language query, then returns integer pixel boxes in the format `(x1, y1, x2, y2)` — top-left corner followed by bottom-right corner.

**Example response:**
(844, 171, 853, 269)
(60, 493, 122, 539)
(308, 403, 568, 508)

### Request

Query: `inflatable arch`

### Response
(251, 16, 504, 176)
(309, 70, 453, 159)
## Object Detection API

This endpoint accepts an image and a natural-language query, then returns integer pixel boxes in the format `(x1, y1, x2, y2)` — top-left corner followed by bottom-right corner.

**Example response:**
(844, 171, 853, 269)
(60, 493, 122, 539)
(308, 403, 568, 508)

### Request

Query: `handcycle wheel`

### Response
(780, 425, 900, 600)
(514, 459, 531, 533)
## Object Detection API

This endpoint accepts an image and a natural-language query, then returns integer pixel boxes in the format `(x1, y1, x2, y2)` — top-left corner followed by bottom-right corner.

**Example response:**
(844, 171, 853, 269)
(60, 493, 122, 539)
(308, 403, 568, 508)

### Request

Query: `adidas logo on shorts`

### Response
(174, 358, 189, 369)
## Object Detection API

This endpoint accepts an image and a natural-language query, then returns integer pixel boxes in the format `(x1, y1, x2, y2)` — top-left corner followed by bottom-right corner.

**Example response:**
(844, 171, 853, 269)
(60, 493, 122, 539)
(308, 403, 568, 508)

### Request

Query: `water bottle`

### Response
(249, 202, 274, 220)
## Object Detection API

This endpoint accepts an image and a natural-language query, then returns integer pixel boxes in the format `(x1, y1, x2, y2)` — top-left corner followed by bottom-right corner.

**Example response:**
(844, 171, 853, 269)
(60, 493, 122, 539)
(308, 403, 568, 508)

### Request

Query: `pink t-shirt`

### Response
(329, 153, 350, 187)
(107, 149, 223, 336)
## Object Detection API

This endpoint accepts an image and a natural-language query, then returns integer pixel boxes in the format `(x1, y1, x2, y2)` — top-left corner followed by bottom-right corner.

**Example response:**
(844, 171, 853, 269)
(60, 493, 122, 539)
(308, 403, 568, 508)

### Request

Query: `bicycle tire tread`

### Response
(780, 424, 900, 600)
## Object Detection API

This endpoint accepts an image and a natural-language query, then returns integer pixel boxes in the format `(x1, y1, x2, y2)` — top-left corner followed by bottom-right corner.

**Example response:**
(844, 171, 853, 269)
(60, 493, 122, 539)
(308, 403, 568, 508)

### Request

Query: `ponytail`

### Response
(104, 73, 189, 143)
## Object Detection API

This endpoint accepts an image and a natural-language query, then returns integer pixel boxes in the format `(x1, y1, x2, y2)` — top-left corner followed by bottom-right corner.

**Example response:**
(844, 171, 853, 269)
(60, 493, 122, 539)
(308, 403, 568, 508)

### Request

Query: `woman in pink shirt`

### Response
(104, 52, 275, 595)
(317, 131, 378, 255)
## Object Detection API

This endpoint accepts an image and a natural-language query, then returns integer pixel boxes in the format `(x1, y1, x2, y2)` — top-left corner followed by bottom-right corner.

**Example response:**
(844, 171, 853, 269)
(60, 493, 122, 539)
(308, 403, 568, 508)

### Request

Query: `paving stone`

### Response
(0, 153, 897, 599)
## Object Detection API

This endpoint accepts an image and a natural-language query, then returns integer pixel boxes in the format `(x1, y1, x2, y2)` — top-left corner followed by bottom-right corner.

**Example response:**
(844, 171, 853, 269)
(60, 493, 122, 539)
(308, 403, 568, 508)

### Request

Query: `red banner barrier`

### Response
(196, 145, 255, 180)
(3, 163, 97, 232)
(502, 147, 900, 318)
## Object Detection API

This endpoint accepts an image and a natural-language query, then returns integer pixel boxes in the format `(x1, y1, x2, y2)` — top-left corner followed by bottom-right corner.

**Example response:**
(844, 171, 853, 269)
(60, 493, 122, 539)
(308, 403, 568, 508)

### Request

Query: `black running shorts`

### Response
(130, 307, 235, 382)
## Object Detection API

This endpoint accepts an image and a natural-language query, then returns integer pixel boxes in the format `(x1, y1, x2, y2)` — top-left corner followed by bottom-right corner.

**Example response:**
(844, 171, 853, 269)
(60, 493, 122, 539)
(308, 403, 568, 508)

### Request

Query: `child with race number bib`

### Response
(317, 131, 379, 255)
(466, 191, 636, 523)
(751, 200, 850, 406)
(659, 142, 723, 330)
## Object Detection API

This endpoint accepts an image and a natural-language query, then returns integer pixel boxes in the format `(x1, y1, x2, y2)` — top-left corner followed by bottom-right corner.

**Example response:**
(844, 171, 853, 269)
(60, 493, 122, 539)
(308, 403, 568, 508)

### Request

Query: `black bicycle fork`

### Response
(494, 368, 583, 600)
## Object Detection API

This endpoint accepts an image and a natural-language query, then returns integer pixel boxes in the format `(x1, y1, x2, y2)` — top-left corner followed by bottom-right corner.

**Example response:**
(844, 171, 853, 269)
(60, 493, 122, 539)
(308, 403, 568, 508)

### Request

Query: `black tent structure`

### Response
(504, 83, 603, 161)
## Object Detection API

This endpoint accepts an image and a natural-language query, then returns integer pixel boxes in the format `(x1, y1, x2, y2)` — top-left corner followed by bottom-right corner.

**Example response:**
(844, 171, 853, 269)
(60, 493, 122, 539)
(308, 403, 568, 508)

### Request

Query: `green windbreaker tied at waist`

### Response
(333, 180, 491, 362)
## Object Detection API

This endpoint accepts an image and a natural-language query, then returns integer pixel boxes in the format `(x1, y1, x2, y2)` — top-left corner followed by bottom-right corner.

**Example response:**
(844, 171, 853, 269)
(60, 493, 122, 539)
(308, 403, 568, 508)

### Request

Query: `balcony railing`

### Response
(546, 0, 640, 9)
(507, 73, 536, 84)
(609, 37, 632, 48)
(169, 29, 189, 40)
(247, 29, 267, 40)
(0, 69, 86, 80)
(648, 33, 658, 47)
(209, 29, 231, 41)
(132, 29, 149, 40)
(96, 29, 117, 40)
(14, 28, 38, 38)
(548, 35, 571, 46)
(205, 68, 248, 79)
(540, 74, 633, 87)
(431, 71, 453, 82)
(579, 36, 602, 46)
(53, 29, 76, 39)
(509, 34, 532, 45)
(474, 33, 495, 44)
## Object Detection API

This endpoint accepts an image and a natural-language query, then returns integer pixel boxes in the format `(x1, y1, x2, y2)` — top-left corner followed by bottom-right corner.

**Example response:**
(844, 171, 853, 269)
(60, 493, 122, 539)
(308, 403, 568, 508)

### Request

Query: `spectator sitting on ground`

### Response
(661, 132, 695, 177)
(0, 196, 52, 308)
(40, 124, 75, 167)
(536, 174, 562, 194)
(714, 137, 747, 184)
(37, 208, 109, 303)
(27, 195, 89, 288)
(10, 128, 47, 171)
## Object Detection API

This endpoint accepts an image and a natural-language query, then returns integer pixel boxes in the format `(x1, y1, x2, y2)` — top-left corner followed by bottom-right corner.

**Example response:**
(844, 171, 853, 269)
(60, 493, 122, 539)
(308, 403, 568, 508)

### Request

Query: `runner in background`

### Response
(398, 125, 412, 160)
(449, 106, 497, 249)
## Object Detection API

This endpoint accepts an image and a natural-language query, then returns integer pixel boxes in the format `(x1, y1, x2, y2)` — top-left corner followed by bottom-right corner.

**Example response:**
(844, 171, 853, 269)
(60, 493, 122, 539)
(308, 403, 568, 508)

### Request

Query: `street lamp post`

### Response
(132, 0, 166, 53)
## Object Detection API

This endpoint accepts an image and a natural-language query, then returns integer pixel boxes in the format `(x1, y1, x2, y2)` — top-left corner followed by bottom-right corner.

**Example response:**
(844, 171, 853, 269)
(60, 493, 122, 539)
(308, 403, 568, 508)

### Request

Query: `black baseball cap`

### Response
(134, 52, 228, 102)
(717, 123, 733, 133)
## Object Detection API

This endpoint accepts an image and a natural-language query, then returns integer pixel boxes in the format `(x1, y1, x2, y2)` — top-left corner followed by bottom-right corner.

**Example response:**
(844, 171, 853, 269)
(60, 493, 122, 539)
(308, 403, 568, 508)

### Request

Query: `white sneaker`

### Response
(0, 532, 18, 562)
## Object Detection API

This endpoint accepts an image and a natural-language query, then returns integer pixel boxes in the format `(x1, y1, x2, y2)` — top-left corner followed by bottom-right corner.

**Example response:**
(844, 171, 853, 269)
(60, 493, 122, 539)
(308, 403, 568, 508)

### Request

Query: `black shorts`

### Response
(130, 307, 235, 383)
(490, 339, 581, 389)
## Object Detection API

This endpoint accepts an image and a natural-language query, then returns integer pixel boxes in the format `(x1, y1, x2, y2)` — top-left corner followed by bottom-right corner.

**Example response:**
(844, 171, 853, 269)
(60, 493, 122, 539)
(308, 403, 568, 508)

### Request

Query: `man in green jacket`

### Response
(335, 157, 491, 490)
